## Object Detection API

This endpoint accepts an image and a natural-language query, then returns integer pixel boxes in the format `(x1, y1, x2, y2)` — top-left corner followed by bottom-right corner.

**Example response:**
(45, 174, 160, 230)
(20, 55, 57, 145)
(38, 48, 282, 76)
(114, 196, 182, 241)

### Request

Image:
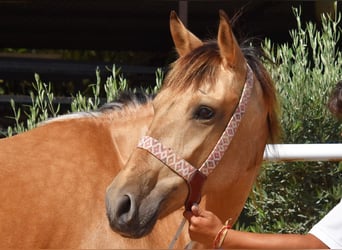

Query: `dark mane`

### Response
(241, 44, 281, 143)
(163, 41, 221, 91)
(43, 90, 154, 125)
(98, 90, 154, 113)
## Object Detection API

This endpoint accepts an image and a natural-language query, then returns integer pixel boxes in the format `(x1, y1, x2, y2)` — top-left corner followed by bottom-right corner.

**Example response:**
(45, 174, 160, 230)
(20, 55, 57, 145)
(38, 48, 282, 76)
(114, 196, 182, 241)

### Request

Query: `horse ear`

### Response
(170, 10, 203, 56)
(217, 10, 244, 68)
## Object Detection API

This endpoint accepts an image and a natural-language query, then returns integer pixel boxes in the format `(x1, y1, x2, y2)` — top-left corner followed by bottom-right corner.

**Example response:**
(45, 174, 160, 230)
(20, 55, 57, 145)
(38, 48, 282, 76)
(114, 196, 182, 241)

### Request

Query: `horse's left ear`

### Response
(170, 10, 203, 57)
(217, 10, 244, 68)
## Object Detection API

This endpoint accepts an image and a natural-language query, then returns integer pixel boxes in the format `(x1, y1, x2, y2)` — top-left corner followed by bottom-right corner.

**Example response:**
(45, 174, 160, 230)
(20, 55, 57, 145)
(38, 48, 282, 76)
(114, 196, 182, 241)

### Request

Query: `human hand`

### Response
(183, 204, 224, 246)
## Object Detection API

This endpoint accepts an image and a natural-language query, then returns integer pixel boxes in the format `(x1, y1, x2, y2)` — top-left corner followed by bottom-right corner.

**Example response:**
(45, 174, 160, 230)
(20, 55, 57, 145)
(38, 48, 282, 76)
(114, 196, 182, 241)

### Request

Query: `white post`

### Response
(264, 144, 342, 162)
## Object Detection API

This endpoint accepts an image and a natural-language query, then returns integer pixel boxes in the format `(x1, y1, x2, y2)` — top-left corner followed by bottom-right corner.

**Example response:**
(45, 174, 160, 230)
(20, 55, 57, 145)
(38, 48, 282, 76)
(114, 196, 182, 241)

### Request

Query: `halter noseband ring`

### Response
(137, 64, 254, 210)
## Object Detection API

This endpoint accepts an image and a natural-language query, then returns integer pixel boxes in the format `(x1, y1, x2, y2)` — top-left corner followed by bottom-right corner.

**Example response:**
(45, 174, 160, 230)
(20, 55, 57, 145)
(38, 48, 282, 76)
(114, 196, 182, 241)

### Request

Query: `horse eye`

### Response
(194, 106, 215, 120)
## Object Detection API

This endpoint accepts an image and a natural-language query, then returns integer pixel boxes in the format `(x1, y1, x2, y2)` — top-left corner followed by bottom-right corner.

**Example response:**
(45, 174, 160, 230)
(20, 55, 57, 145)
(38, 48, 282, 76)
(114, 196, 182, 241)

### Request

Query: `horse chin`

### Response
(108, 210, 159, 239)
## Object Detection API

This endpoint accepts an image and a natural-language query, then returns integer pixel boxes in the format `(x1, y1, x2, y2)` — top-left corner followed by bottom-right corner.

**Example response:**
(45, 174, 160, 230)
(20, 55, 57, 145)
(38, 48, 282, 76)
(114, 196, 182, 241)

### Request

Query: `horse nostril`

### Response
(116, 194, 136, 226)
(117, 195, 131, 217)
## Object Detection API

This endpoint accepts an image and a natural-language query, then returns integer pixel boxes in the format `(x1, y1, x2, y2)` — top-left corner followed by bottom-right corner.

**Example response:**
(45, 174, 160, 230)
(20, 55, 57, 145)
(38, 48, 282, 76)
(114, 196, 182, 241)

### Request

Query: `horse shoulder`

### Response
(0, 118, 119, 247)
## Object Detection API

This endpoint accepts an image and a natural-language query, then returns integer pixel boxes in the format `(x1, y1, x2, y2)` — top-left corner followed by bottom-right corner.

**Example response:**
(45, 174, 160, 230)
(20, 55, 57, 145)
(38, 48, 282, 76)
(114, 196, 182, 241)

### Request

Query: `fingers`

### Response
(184, 204, 210, 228)
(191, 203, 200, 216)
(183, 204, 202, 222)
(183, 205, 224, 246)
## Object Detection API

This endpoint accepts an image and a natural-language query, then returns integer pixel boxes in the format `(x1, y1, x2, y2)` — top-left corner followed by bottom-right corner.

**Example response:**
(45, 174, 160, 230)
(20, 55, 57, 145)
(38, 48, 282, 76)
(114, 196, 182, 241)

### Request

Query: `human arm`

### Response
(183, 205, 328, 249)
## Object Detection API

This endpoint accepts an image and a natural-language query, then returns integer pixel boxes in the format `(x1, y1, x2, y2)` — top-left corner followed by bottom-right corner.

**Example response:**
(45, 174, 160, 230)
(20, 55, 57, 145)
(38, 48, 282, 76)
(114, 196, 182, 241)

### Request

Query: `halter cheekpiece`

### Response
(138, 64, 254, 210)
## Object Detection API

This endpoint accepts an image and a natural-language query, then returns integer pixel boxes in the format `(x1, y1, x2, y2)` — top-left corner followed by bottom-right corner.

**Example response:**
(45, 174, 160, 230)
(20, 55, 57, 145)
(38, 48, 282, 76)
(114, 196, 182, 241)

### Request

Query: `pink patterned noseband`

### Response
(138, 64, 254, 210)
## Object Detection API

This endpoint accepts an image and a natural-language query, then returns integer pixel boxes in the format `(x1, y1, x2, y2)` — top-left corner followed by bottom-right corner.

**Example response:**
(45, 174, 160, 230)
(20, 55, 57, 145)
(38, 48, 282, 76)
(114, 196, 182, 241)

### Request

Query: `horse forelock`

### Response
(163, 41, 221, 92)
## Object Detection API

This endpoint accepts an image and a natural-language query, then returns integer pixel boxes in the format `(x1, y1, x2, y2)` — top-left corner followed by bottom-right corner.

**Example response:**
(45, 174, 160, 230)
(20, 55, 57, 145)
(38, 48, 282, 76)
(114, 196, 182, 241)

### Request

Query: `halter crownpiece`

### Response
(198, 64, 254, 176)
(137, 64, 254, 210)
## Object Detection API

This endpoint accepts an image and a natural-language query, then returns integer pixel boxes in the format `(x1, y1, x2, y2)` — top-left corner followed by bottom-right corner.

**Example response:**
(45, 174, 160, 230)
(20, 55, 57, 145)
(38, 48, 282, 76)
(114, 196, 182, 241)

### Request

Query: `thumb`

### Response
(191, 203, 202, 216)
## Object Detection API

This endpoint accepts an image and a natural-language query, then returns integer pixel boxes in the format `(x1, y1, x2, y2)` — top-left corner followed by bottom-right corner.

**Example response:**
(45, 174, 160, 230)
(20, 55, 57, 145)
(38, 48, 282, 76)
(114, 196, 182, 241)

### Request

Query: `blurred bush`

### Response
(239, 8, 342, 234)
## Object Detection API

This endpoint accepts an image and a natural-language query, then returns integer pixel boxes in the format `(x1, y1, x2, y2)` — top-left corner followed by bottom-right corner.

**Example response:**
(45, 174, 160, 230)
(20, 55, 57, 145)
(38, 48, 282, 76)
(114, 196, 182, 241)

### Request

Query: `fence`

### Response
(264, 144, 342, 162)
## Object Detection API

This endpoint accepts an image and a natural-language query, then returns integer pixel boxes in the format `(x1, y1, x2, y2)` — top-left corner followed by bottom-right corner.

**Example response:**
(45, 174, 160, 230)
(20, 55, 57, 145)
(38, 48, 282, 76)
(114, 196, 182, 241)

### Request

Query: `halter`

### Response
(138, 64, 254, 211)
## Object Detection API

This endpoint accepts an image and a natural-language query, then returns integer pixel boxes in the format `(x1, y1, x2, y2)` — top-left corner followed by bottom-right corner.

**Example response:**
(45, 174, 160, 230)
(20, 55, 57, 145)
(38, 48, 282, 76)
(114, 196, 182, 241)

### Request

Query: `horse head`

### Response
(105, 10, 279, 240)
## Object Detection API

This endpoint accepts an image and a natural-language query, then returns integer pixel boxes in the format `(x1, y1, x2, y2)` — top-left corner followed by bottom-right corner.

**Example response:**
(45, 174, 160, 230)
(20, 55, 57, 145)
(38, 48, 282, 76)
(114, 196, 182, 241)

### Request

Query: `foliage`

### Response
(238, 8, 342, 234)
(5, 65, 163, 137)
(69, 65, 128, 112)
(6, 74, 60, 136)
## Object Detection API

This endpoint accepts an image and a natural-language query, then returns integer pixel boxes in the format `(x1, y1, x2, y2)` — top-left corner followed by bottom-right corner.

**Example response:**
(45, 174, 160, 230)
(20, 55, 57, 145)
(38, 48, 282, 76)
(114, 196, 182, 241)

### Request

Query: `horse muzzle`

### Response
(105, 185, 162, 238)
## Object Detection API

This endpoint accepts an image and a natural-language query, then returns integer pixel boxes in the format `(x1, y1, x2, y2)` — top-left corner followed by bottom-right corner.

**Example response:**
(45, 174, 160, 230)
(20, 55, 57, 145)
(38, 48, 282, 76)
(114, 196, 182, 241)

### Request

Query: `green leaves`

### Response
(6, 65, 163, 137)
(6, 74, 60, 136)
(240, 7, 342, 234)
(263, 8, 342, 144)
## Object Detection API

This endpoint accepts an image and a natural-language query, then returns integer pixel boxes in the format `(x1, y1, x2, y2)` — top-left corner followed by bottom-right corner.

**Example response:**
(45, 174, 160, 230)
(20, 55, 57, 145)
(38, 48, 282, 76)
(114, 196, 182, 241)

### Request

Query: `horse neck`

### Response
(203, 170, 258, 223)
(203, 77, 270, 225)
(102, 102, 154, 166)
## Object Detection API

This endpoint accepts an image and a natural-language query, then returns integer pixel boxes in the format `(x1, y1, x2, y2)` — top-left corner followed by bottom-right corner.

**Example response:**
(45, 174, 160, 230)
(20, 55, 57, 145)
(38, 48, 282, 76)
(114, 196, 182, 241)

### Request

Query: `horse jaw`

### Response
(105, 150, 188, 238)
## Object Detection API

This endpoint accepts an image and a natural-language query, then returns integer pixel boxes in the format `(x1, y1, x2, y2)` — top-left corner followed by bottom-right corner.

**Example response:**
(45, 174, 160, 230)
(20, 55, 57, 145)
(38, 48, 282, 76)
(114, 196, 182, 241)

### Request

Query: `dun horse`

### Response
(106, 10, 279, 249)
(0, 10, 279, 248)
(0, 94, 191, 248)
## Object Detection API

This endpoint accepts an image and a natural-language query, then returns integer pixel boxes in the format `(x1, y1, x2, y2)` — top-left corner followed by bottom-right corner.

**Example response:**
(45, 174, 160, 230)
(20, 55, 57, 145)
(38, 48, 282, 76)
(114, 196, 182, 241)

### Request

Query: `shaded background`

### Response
(0, 0, 340, 130)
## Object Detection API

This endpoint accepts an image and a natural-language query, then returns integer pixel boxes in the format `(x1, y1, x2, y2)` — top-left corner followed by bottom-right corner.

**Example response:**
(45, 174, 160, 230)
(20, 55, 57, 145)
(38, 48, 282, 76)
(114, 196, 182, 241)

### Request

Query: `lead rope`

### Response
(168, 217, 188, 249)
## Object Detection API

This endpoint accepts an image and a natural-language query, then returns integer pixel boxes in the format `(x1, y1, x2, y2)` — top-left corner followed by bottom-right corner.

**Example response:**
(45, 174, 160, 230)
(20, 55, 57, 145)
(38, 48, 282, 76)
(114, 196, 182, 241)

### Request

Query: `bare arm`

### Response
(224, 230, 327, 249)
(183, 205, 328, 249)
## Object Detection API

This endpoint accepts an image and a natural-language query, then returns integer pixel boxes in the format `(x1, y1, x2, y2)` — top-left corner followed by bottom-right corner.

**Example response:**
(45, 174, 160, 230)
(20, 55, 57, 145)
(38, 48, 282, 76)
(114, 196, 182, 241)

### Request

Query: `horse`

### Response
(105, 10, 280, 249)
(0, 10, 279, 248)
(0, 93, 190, 248)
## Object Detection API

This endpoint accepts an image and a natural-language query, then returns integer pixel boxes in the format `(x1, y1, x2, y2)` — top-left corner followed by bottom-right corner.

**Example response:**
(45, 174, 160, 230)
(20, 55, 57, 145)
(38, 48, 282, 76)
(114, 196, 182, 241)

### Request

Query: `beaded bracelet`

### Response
(213, 219, 232, 249)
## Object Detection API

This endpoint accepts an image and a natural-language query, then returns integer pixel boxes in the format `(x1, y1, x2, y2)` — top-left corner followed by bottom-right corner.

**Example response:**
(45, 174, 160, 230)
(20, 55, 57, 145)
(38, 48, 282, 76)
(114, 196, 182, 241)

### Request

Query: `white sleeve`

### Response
(309, 199, 342, 249)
